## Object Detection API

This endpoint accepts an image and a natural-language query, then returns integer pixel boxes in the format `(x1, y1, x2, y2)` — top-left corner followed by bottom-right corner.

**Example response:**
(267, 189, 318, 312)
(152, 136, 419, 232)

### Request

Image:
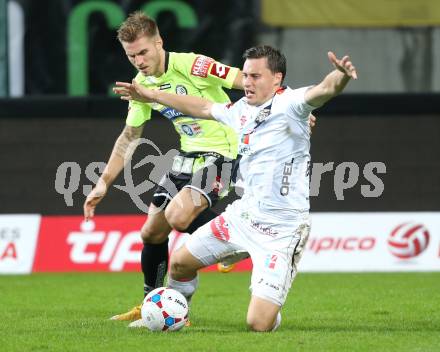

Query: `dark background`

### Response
(2, 0, 439, 214)
(15, 0, 257, 95)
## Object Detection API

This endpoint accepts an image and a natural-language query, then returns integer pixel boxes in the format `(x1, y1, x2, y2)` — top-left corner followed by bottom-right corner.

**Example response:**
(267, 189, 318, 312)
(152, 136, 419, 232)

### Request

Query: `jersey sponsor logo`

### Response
(180, 123, 201, 137)
(160, 107, 185, 120)
(250, 220, 278, 238)
(210, 63, 230, 79)
(210, 215, 230, 241)
(159, 83, 172, 90)
(240, 115, 247, 127)
(175, 85, 187, 95)
(280, 158, 295, 196)
(191, 55, 215, 77)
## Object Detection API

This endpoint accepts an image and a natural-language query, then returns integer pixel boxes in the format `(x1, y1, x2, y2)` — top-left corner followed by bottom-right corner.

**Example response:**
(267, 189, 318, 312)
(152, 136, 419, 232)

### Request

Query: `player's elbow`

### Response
(122, 125, 143, 141)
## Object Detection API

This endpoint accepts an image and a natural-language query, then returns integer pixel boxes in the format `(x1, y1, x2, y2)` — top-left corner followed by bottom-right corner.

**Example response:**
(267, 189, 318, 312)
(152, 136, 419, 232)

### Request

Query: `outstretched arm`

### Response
(114, 81, 216, 120)
(114, 80, 319, 132)
(305, 51, 357, 108)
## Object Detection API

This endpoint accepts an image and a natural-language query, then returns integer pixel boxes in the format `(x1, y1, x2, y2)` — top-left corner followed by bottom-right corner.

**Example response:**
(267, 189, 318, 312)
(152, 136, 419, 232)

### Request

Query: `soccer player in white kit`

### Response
(115, 45, 357, 331)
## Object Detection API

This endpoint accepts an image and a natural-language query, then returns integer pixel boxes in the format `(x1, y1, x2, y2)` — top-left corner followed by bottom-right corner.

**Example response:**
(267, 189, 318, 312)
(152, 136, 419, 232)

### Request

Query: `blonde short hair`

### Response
(117, 11, 159, 43)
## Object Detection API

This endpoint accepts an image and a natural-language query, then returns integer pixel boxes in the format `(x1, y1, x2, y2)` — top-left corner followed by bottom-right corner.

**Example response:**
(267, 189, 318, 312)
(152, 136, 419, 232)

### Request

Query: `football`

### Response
(141, 287, 189, 331)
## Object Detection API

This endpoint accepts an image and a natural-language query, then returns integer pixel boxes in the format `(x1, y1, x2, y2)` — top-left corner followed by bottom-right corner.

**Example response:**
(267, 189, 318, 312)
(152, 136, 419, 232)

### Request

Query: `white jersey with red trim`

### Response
(211, 86, 314, 218)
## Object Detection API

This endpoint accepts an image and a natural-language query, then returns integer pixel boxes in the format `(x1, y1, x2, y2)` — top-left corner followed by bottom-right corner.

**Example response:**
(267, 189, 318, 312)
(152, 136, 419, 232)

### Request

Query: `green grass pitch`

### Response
(1, 272, 439, 352)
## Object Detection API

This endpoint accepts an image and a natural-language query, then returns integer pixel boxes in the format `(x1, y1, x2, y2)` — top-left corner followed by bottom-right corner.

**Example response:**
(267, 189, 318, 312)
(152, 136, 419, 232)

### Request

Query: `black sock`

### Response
(141, 239, 169, 297)
(184, 208, 218, 234)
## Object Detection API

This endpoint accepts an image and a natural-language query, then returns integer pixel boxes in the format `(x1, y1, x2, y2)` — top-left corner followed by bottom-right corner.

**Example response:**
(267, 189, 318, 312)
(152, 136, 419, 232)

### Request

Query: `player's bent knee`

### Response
(247, 296, 280, 332)
(246, 317, 275, 332)
(165, 207, 193, 232)
(140, 225, 169, 244)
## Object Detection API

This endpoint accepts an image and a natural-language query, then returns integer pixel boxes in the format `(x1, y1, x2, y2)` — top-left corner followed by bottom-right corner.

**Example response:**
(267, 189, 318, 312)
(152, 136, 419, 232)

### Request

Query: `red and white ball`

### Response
(387, 223, 430, 259)
(141, 287, 188, 332)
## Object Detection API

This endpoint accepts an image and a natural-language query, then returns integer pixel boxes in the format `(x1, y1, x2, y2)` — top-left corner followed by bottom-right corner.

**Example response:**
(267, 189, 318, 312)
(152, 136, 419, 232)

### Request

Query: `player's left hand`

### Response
(83, 179, 108, 221)
(327, 51, 358, 80)
(113, 80, 156, 103)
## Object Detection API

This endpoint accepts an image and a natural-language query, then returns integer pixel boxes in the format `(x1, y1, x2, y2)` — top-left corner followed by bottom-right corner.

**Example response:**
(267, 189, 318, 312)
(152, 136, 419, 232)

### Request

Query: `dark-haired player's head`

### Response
(241, 45, 286, 105)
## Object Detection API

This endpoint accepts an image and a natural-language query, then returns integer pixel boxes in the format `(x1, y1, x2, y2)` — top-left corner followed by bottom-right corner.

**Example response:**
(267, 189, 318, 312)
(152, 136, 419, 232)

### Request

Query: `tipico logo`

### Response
(387, 223, 430, 259)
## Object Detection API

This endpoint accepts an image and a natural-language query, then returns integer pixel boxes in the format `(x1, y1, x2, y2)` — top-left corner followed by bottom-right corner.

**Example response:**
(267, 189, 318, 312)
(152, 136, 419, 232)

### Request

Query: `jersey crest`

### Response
(175, 85, 188, 95)
(255, 108, 271, 124)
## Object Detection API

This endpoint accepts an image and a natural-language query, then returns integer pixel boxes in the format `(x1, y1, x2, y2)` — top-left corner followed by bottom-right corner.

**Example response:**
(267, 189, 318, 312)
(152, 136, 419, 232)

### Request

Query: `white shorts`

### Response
(185, 200, 311, 306)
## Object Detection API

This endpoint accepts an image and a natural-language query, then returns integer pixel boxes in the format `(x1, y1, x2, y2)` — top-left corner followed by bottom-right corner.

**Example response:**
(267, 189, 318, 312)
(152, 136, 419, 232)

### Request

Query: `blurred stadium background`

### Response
(0, 1, 439, 349)
(0, 0, 440, 352)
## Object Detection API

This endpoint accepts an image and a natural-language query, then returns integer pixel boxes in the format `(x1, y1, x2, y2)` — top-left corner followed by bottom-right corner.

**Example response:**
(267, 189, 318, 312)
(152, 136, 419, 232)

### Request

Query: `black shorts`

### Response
(151, 151, 238, 210)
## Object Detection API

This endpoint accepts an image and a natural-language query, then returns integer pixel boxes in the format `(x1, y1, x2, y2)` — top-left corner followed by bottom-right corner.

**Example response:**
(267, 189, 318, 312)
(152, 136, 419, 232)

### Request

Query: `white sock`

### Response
(167, 275, 199, 304)
(271, 312, 282, 332)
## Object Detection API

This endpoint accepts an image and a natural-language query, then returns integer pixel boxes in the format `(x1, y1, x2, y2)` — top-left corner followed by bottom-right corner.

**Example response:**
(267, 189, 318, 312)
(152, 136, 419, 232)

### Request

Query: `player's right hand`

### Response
(113, 80, 156, 103)
(327, 51, 358, 80)
(83, 180, 108, 221)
